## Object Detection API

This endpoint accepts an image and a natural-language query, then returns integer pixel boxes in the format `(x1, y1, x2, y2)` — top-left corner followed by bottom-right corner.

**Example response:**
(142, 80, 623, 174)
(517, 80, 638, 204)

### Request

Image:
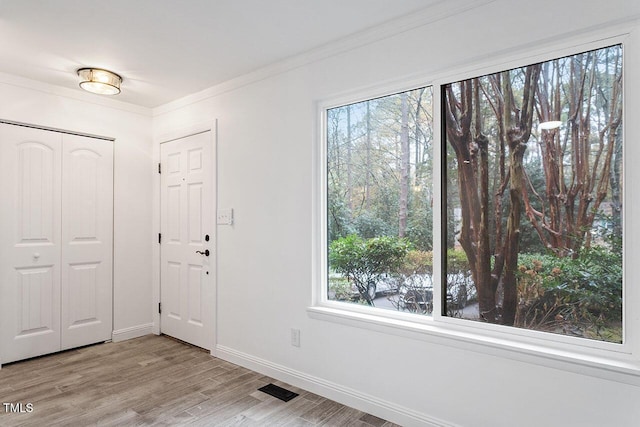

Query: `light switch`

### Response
(217, 208, 234, 225)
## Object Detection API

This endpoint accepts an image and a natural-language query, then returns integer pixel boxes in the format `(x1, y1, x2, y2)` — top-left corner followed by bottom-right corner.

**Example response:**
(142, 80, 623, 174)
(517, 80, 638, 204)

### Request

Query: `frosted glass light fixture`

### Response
(77, 68, 122, 95)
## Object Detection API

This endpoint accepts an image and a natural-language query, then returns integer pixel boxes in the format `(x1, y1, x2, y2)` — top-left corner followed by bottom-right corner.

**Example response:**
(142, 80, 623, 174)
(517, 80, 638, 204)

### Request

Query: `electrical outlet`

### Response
(291, 328, 300, 347)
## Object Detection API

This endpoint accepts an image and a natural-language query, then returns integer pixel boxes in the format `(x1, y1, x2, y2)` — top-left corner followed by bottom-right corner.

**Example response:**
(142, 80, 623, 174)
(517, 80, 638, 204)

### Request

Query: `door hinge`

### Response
(158, 162, 161, 174)
(158, 302, 162, 314)
(158, 233, 162, 244)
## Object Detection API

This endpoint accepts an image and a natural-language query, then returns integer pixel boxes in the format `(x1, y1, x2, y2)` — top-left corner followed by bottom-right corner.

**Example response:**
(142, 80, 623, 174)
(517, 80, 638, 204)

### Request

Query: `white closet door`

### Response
(61, 134, 113, 350)
(0, 124, 113, 364)
(0, 125, 63, 364)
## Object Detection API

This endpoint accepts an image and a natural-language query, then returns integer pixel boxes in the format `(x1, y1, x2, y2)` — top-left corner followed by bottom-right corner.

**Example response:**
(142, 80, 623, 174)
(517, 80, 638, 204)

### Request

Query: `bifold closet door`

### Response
(0, 125, 63, 364)
(0, 124, 113, 364)
(60, 134, 113, 350)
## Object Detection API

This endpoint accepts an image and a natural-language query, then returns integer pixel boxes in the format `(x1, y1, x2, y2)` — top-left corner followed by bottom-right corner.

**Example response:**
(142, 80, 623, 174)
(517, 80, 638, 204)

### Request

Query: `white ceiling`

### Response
(0, 0, 441, 108)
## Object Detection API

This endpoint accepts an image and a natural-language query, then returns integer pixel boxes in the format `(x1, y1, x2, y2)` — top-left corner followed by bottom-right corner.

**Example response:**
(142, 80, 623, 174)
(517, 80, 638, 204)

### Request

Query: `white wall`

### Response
(0, 75, 154, 338)
(152, 1, 640, 426)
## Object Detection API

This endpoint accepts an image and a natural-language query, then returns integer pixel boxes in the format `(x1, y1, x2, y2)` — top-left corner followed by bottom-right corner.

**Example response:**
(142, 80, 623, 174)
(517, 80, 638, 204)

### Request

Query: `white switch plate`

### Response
(217, 208, 234, 225)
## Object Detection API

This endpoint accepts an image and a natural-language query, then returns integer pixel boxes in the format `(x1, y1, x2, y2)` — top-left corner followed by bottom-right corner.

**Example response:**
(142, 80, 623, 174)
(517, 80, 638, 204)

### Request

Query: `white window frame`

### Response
(320, 84, 438, 322)
(310, 25, 640, 386)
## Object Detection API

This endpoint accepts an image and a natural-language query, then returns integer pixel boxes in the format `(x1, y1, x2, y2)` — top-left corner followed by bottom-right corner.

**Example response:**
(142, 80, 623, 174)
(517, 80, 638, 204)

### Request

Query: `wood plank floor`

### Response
(0, 335, 399, 426)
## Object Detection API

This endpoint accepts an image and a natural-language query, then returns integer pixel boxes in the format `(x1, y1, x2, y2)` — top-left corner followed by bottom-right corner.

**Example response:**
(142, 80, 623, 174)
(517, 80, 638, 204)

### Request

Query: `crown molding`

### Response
(153, 0, 495, 117)
(0, 71, 152, 117)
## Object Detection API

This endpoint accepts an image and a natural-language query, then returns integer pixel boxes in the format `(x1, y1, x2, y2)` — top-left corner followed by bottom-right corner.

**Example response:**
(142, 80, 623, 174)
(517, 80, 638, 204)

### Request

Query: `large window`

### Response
(311, 30, 640, 391)
(327, 87, 435, 315)
(442, 44, 623, 343)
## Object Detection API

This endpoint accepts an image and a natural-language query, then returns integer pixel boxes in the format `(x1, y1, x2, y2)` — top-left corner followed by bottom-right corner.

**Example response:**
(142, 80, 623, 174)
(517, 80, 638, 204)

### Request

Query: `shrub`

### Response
(446, 249, 471, 274)
(515, 248, 622, 341)
(543, 246, 622, 321)
(399, 250, 433, 276)
(352, 212, 393, 239)
(329, 235, 411, 305)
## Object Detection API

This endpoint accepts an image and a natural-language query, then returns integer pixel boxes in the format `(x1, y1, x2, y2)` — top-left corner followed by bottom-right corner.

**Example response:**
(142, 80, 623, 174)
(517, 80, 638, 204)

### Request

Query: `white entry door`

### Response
(160, 131, 214, 350)
(0, 123, 113, 364)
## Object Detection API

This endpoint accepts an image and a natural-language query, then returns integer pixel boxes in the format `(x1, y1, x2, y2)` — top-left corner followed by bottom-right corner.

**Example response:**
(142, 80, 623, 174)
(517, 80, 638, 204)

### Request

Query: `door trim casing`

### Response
(0, 118, 114, 141)
(152, 120, 218, 355)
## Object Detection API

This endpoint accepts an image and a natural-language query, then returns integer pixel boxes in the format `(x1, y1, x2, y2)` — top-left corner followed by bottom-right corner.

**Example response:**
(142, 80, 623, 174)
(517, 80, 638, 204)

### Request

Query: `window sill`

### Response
(307, 304, 640, 386)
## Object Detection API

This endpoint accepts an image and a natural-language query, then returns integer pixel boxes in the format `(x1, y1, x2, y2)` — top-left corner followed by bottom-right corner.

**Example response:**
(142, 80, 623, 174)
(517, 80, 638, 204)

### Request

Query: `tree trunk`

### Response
(528, 47, 622, 257)
(502, 141, 525, 325)
(474, 80, 495, 322)
(365, 101, 371, 209)
(346, 105, 353, 215)
(503, 65, 540, 325)
(399, 92, 410, 237)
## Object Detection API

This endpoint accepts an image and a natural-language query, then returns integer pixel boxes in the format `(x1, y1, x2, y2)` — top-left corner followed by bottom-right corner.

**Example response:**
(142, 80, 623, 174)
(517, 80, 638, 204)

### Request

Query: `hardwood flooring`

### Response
(0, 335, 399, 426)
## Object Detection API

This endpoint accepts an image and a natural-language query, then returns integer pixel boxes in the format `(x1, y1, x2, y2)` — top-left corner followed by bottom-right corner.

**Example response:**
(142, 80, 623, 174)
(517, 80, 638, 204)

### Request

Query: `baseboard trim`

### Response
(111, 323, 154, 342)
(215, 345, 454, 427)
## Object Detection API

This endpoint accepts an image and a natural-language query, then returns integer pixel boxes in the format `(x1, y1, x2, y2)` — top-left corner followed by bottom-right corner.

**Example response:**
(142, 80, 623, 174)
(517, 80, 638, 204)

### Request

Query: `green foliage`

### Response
(352, 212, 393, 239)
(444, 249, 475, 308)
(516, 248, 622, 341)
(329, 235, 411, 305)
(406, 202, 433, 251)
(327, 194, 354, 242)
(326, 87, 433, 253)
(446, 249, 470, 274)
(543, 246, 622, 320)
(399, 250, 433, 276)
(593, 212, 622, 254)
(519, 157, 548, 254)
(328, 275, 353, 302)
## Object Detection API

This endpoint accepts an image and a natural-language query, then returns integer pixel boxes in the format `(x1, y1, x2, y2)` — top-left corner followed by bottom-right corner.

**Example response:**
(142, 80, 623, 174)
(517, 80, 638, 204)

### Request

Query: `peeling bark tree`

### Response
(445, 64, 541, 325)
(530, 47, 623, 257)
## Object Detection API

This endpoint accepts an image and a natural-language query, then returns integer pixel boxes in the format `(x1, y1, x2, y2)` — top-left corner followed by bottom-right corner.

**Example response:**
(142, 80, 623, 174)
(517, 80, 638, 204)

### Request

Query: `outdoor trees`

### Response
(444, 65, 541, 325)
(529, 47, 623, 256)
(443, 44, 623, 338)
(326, 44, 623, 342)
(327, 87, 433, 308)
(327, 88, 433, 248)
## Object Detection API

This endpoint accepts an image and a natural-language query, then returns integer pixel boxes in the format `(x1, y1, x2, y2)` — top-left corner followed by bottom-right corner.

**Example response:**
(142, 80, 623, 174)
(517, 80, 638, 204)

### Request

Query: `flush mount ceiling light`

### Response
(77, 68, 122, 95)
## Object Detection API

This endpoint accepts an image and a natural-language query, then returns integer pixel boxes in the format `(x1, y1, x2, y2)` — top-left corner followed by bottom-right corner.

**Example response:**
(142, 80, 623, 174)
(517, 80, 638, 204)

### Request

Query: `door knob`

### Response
(196, 249, 210, 256)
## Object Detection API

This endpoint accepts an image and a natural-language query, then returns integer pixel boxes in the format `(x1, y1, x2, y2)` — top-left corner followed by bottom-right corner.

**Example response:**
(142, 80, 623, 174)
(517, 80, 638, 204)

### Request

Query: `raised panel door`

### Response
(60, 135, 113, 350)
(160, 131, 213, 349)
(0, 125, 114, 364)
(0, 125, 62, 364)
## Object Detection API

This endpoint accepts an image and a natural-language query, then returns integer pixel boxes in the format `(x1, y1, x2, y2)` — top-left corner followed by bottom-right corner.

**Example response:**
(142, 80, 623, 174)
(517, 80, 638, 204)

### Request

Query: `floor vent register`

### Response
(258, 383, 299, 402)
